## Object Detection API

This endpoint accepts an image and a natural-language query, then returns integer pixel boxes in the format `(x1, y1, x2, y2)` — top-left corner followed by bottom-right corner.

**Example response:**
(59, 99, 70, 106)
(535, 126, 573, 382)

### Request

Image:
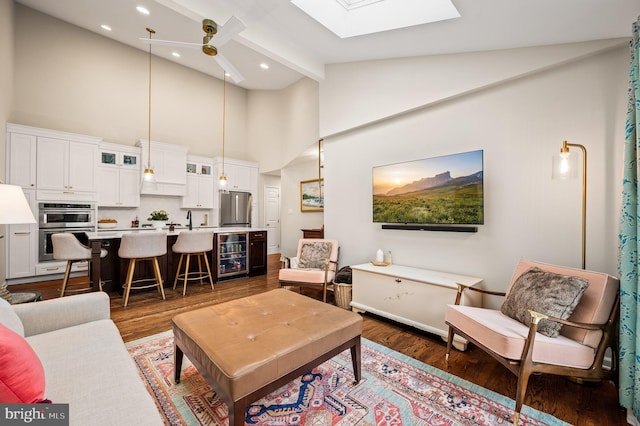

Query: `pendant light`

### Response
(142, 27, 157, 187)
(219, 72, 228, 186)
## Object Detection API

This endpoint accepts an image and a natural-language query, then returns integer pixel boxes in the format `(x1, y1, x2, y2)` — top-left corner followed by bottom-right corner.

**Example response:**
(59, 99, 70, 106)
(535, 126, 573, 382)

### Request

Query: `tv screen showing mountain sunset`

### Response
(372, 150, 484, 225)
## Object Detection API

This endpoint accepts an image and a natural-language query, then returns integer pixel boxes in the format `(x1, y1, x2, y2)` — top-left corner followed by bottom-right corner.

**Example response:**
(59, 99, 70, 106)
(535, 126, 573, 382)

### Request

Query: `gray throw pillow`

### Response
(297, 242, 332, 269)
(500, 267, 589, 338)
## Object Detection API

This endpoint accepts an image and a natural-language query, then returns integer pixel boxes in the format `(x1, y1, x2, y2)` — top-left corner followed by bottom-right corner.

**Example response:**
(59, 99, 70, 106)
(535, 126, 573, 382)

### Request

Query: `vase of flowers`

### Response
(148, 209, 169, 229)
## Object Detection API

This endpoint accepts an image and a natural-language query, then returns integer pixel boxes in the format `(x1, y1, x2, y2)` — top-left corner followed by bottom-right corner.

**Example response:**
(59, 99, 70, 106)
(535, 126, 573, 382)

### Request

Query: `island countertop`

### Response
(86, 228, 267, 293)
(89, 227, 266, 240)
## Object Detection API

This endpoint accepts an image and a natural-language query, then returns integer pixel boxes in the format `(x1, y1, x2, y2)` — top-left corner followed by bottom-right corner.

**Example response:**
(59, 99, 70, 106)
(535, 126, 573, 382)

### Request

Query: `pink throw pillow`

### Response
(0, 323, 46, 403)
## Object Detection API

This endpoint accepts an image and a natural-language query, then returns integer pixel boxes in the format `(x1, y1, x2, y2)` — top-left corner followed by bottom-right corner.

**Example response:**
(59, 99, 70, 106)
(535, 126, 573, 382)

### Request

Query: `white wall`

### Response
(0, 0, 14, 287)
(322, 43, 628, 301)
(319, 40, 625, 137)
(249, 77, 321, 251)
(247, 77, 319, 173)
(280, 159, 324, 256)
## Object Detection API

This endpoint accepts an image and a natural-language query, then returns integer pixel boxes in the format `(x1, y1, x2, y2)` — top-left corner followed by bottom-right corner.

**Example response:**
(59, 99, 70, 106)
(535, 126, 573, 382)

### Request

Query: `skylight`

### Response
(291, 0, 460, 38)
(335, 0, 384, 10)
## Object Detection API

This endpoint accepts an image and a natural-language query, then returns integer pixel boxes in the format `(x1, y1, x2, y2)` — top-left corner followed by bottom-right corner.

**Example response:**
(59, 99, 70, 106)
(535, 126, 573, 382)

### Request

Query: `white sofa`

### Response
(0, 292, 163, 425)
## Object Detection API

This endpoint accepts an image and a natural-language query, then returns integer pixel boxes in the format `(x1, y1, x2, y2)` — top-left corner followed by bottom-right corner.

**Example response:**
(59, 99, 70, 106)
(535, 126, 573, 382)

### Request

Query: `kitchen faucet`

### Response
(187, 210, 192, 231)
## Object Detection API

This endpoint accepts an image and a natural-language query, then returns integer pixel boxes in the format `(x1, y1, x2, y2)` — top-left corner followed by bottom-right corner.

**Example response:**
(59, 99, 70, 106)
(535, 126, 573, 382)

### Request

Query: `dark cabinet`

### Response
(167, 234, 215, 284)
(96, 238, 119, 293)
(116, 242, 168, 294)
(249, 231, 267, 276)
(301, 228, 324, 239)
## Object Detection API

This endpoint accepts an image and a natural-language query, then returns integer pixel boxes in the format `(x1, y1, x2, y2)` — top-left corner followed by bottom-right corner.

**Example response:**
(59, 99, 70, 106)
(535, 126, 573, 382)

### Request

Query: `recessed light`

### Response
(136, 6, 150, 15)
(259, 63, 270, 70)
(100, 24, 112, 31)
(171, 52, 181, 58)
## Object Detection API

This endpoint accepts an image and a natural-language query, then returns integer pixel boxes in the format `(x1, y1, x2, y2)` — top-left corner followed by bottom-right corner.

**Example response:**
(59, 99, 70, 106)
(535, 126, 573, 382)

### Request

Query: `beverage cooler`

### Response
(217, 232, 248, 278)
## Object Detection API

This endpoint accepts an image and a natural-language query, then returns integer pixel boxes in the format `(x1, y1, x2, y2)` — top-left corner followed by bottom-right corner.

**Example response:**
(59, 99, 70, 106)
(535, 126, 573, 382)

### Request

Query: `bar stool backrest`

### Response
(172, 231, 214, 254)
(118, 232, 167, 259)
(52, 233, 91, 261)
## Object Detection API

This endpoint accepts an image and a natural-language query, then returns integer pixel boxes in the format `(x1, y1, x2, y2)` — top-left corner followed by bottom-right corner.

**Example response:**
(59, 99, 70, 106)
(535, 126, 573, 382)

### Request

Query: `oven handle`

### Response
(40, 212, 94, 228)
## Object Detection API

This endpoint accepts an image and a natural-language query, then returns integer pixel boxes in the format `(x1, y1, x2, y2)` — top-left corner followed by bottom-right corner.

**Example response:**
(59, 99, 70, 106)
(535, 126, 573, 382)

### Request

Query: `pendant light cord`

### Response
(146, 28, 155, 171)
(222, 72, 226, 177)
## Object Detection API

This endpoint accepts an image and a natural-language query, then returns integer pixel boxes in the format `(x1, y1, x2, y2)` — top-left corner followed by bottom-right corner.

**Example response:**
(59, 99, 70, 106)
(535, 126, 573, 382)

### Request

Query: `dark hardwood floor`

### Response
(11, 254, 625, 425)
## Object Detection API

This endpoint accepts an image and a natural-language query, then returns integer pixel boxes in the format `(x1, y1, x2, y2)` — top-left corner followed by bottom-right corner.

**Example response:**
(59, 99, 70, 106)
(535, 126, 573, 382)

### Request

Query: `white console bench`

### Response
(351, 263, 483, 350)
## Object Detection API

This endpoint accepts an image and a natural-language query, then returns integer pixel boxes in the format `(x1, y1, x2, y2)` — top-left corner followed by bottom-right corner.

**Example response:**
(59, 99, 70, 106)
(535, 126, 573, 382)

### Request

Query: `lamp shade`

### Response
(0, 184, 36, 224)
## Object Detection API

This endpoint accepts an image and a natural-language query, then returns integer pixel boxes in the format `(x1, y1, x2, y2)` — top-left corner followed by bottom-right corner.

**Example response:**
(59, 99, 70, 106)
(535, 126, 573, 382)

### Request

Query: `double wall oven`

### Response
(38, 202, 95, 262)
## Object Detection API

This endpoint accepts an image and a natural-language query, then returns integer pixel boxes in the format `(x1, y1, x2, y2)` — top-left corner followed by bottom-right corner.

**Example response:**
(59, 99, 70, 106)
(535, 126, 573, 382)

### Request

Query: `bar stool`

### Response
(118, 232, 167, 307)
(52, 233, 107, 297)
(172, 231, 214, 296)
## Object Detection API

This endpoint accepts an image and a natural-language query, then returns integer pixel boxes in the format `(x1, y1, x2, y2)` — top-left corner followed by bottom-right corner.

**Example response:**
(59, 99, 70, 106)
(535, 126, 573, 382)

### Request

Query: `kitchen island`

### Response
(86, 227, 267, 293)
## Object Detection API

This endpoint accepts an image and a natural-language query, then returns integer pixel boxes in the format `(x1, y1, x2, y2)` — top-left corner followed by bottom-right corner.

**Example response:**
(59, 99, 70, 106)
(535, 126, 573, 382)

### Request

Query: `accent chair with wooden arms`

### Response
(445, 258, 619, 426)
(279, 238, 339, 302)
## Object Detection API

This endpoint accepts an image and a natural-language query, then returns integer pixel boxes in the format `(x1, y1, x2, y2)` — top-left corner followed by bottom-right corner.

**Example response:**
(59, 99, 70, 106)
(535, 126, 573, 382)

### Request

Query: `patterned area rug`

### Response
(126, 330, 568, 425)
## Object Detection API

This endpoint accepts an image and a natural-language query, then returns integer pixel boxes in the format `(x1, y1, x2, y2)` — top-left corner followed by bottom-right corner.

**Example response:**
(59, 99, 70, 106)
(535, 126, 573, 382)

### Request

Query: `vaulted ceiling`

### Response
(16, 0, 640, 90)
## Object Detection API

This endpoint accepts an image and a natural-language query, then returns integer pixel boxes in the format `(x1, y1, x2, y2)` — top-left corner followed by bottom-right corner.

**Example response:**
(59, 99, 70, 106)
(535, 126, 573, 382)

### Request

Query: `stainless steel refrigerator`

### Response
(219, 191, 252, 227)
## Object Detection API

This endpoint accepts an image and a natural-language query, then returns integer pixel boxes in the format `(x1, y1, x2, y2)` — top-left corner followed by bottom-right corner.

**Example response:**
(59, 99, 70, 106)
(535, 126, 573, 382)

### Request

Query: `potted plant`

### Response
(148, 209, 169, 229)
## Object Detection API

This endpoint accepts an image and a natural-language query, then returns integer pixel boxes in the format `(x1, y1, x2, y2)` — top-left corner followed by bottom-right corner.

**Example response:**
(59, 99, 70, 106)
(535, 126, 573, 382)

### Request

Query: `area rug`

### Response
(126, 330, 568, 426)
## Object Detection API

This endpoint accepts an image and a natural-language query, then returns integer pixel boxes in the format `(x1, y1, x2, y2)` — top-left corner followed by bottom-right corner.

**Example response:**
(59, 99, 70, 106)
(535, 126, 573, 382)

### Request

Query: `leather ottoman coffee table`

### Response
(172, 288, 363, 426)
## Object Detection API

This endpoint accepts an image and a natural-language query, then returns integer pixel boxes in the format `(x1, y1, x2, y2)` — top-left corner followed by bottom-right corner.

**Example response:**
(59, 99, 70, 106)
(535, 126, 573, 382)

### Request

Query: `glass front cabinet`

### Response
(216, 232, 248, 278)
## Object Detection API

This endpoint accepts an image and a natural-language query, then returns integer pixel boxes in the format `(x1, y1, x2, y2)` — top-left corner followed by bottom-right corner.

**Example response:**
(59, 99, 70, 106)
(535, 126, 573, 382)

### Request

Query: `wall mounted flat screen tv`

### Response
(373, 150, 484, 225)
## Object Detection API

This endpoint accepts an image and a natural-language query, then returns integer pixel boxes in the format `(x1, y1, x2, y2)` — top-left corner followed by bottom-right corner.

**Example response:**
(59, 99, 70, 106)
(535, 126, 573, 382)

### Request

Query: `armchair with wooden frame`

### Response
(279, 239, 339, 302)
(445, 259, 619, 425)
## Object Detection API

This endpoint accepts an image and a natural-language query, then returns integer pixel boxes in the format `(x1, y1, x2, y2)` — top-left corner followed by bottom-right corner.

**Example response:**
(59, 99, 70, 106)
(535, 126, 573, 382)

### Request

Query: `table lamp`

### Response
(0, 184, 37, 302)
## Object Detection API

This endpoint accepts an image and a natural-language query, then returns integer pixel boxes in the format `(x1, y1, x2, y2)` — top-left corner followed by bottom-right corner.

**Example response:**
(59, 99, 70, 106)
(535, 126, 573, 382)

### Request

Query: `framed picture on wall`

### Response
(300, 179, 324, 212)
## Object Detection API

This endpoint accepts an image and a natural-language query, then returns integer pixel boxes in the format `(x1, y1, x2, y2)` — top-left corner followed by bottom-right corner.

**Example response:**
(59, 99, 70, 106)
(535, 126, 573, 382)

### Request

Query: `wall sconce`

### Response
(556, 140, 587, 269)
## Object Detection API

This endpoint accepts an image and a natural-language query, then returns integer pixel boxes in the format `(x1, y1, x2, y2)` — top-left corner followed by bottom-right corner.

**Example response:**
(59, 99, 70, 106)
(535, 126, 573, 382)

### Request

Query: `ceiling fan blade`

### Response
(140, 38, 202, 49)
(213, 53, 245, 84)
(212, 16, 246, 47)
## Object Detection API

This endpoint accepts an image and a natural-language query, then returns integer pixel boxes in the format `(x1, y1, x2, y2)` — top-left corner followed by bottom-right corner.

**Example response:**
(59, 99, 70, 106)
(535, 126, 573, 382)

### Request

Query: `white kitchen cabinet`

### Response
(225, 163, 252, 191)
(34, 261, 87, 277)
(213, 157, 258, 192)
(6, 128, 37, 190)
(36, 136, 100, 201)
(97, 143, 140, 207)
(136, 140, 188, 196)
(182, 155, 214, 209)
(212, 157, 259, 226)
(6, 189, 37, 279)
(351, 263, 483, 350)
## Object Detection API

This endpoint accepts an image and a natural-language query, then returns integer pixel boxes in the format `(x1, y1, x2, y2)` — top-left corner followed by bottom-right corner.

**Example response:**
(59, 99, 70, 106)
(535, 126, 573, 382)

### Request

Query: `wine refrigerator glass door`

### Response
(217, 232, 248, 278)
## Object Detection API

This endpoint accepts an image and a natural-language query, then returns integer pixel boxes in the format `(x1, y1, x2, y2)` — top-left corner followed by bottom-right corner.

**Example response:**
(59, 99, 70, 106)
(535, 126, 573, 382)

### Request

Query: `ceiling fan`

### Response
(140, 16, 246, 83)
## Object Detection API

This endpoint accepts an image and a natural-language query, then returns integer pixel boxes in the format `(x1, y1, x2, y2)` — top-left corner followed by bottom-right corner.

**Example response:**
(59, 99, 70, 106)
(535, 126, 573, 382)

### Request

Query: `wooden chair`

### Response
(445, 259, 619, 425)
(278, 238, 339, 302)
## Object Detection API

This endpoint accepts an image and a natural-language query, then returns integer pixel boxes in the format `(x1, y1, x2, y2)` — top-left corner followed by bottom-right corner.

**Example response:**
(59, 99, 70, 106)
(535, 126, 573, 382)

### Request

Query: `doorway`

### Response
(263, 185, 281, 254)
